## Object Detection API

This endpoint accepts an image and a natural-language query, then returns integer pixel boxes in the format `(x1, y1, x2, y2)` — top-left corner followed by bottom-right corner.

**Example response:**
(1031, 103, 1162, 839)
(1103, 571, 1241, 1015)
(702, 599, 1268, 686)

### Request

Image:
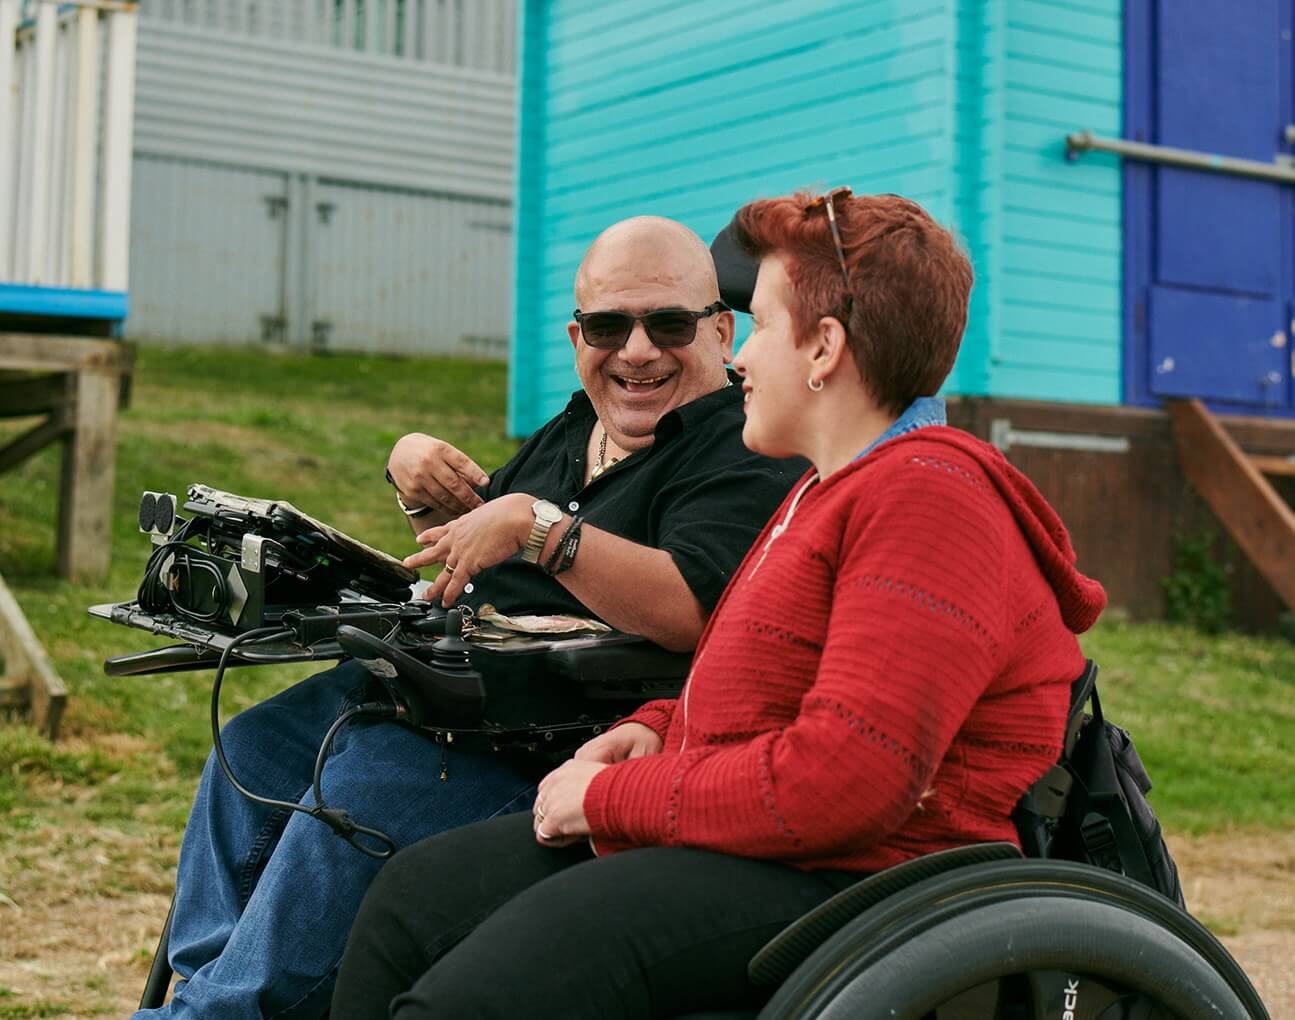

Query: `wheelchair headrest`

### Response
(711, 216, 758, 315)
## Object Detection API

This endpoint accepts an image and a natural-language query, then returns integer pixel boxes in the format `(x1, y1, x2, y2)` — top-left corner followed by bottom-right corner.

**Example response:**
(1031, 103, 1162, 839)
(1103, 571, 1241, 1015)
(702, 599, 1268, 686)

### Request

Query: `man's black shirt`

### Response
(454, 375, 806, 619)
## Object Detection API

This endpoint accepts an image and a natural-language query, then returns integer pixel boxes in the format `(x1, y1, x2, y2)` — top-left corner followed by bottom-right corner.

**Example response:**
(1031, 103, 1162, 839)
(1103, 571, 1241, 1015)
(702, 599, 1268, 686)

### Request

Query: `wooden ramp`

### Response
(1168, 398, 1295, 611)
(0, 570, 67, 739)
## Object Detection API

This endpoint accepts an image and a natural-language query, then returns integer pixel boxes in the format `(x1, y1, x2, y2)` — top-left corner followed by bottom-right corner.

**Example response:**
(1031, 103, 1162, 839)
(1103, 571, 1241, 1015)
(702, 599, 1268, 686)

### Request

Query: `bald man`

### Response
(140, 218, 803, 1020)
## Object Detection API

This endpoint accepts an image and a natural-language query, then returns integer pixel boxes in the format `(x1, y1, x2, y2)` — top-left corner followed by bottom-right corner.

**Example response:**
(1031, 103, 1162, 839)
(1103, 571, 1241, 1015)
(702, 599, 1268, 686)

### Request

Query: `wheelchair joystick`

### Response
(430, 608, 473, 672)
(405, 601, 449, 637)
(335, 621, 484, 728)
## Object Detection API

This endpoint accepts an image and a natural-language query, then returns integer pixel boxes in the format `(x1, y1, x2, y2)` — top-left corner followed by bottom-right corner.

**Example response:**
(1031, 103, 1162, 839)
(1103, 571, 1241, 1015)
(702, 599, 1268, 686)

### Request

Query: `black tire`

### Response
(758, 860, 1268, 1020)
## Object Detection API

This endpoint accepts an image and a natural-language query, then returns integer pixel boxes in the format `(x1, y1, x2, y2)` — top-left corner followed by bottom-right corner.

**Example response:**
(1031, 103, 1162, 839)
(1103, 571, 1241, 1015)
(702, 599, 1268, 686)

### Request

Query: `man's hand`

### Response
(573, 723, 663, 764)
(405, 493, 535, 606)
(532, 759, 608, 847)
(387, 433, 490, 518)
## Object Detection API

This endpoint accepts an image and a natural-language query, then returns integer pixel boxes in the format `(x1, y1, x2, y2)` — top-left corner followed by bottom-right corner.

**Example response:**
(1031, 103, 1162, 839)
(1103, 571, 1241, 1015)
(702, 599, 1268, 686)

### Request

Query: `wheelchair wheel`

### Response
(758, 860, 1267, 1020)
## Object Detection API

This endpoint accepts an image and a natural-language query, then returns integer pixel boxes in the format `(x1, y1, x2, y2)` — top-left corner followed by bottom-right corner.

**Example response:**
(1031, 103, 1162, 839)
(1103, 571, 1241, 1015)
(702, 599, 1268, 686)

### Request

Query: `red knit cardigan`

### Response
(584, 427, 1106, 872)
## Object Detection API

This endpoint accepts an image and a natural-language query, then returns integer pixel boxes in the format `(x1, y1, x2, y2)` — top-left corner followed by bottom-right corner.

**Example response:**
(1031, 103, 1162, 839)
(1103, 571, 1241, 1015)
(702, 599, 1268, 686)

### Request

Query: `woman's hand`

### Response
(573, 723, 663, 764)
(404, 493, 536, 606)
(532, 759, 608, 847)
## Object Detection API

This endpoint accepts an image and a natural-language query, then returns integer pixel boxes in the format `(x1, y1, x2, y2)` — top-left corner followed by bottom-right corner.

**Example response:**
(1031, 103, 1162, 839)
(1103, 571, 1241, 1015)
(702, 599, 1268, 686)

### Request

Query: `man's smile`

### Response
(610, 371, 675, 393)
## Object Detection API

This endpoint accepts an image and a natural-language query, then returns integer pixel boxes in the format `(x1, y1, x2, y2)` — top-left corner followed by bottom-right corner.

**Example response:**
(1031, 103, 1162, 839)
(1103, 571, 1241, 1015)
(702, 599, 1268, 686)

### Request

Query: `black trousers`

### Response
(332, 812, 859, 1020)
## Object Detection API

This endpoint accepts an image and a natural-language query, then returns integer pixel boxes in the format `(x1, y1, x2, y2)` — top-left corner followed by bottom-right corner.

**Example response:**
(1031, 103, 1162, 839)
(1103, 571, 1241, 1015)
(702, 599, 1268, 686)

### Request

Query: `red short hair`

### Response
(733, 191, 973, 415)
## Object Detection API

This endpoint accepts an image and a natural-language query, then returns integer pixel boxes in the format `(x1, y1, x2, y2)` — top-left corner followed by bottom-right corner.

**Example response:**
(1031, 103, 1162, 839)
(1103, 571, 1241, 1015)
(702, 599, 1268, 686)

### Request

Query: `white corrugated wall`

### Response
(126, 0, 515, 354)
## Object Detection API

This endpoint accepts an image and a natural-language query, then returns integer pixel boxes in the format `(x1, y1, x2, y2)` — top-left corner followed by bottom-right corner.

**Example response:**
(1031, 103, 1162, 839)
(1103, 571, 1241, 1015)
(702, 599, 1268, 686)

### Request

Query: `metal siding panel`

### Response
(308, 180, 509, 356)
(499, 0, 515, 74)
(124, 7, 515, 355)
(431, 0, 450, 65)
(127, 156, 287, 343)
(133, 20, 514, 200)
(137, 0, 513, 71)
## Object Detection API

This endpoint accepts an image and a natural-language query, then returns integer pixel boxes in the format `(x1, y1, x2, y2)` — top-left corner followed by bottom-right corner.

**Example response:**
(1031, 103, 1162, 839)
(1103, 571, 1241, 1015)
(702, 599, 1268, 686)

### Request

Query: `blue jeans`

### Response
(135, 659, 536, 1020)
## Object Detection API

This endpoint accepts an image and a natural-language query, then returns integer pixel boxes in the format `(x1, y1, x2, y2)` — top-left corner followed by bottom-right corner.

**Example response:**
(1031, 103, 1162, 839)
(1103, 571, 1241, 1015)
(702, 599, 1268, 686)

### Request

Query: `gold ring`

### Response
(443, 565, 455, 576)
(535, 806, 546, 821)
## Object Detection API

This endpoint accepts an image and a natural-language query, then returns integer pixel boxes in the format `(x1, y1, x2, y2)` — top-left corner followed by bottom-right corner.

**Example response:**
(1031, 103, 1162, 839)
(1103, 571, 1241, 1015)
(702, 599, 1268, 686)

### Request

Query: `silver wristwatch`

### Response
(521, 499, 563, 564)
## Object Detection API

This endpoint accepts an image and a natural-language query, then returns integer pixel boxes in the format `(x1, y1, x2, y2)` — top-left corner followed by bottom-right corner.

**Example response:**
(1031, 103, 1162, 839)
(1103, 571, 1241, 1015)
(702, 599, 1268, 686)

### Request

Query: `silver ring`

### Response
(534, 806, 546, 821)
(537, 828, 558, 841)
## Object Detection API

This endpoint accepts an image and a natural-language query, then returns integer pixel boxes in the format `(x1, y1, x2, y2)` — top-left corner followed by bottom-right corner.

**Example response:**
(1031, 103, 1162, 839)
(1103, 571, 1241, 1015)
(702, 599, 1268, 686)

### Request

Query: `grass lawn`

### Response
(0, 344, 1293, 1015)
(0, 345, 519, 1014)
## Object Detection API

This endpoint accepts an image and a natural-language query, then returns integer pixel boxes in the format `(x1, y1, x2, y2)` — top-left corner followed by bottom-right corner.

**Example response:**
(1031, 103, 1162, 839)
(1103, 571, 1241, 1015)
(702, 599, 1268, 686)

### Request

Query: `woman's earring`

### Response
(807, 376, 825, 392)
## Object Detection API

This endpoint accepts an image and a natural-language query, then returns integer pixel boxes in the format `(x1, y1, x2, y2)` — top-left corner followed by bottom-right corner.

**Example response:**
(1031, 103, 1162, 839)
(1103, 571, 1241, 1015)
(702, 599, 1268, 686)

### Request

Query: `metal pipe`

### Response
(1066, 130, 1295, 185)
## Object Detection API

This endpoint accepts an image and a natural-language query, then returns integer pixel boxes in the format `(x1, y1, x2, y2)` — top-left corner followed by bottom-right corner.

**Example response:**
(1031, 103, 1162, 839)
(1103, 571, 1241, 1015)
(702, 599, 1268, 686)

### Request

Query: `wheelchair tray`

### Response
(89, 599, 371, 671)
(92, 599, 689, 747)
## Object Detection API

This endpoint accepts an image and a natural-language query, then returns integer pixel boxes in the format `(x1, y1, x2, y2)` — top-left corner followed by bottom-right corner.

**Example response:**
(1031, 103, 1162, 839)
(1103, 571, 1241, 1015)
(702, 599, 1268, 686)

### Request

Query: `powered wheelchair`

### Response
(95, 487, 1271, 1019)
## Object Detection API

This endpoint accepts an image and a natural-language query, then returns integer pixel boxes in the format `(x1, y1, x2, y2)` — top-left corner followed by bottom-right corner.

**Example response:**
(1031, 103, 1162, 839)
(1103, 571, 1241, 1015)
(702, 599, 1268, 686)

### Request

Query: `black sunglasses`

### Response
(573, 301, 729, 350)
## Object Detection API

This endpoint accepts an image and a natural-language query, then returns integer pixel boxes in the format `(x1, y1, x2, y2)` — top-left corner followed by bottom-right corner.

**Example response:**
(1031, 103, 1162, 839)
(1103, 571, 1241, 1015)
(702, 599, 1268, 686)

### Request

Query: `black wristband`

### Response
(552, 517, 584, 576)
(538, 517, 574, 574)
(543, 515, 581, 576)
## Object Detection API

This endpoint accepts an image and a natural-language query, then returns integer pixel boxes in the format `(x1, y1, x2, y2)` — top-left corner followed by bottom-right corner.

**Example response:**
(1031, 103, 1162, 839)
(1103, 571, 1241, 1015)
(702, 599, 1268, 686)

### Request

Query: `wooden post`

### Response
(0, 334, 132, 583)
(58, 360, 121, 581)
(0, 570, 67, 739)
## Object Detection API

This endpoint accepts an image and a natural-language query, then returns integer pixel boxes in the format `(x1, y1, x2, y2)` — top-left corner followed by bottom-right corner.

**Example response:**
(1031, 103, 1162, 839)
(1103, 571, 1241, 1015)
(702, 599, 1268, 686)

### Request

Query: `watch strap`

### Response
(522, 501, 561, 563)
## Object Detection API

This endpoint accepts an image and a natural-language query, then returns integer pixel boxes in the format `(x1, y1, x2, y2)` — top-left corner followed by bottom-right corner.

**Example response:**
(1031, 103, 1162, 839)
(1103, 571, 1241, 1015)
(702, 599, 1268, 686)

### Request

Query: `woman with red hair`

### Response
(331, 190, 1106, 1019)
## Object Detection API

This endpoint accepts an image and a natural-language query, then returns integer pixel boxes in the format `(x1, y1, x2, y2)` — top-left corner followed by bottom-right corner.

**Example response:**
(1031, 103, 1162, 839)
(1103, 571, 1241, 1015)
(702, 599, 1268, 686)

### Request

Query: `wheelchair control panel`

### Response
(91, 487, 690, 753)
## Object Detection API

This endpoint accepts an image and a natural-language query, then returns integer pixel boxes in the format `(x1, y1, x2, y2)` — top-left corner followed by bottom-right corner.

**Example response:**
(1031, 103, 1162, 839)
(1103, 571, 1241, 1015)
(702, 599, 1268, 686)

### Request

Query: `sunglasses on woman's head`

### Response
(573, 301, 730, 350)
(806, 186, 853, 287)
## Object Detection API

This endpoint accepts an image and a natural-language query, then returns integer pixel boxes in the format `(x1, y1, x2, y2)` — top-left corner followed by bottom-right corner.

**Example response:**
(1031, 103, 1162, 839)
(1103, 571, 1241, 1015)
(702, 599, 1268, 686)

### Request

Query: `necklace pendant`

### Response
(591, 463, 605, 479)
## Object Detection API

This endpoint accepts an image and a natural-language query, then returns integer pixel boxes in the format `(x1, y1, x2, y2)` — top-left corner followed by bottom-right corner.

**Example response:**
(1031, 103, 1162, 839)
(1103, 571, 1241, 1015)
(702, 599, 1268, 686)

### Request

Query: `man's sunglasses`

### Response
(572, 301, 729, 350)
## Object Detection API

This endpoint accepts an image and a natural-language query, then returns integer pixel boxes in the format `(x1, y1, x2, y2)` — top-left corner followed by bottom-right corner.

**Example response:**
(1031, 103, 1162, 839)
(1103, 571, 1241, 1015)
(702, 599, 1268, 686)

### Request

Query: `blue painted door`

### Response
(1126, 0, 1294, 412)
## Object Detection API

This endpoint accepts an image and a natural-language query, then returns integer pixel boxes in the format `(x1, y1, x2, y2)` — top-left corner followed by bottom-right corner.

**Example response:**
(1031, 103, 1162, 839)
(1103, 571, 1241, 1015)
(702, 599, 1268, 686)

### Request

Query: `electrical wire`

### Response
(209, 626, 402, 859)
(136, 516, 203, 612)
(174, 555, 228, 622)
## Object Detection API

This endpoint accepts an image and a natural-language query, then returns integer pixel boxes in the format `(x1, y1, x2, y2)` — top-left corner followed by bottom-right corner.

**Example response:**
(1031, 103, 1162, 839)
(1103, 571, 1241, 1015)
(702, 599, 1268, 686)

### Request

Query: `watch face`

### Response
(535, 500, 563, 524)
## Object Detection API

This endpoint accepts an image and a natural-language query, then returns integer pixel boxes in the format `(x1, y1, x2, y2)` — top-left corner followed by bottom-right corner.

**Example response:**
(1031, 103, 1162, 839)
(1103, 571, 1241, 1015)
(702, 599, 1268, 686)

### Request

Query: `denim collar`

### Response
(854, 396, 945, 460)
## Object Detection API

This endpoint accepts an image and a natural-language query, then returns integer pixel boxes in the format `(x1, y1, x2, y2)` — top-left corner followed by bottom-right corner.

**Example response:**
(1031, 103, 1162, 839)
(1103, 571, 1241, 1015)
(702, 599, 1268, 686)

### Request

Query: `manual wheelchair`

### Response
(97, 488, 1268, 1019)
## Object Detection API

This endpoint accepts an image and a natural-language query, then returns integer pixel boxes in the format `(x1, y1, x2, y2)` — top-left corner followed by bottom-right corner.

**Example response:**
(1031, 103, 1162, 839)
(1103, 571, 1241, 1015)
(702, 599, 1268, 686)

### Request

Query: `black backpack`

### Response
(1014, 661, 1186, 907)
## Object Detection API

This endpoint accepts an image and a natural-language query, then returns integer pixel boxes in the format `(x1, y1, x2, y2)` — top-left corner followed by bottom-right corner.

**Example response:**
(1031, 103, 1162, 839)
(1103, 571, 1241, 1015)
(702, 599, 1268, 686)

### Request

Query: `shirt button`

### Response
(464, 583, 475, 595)
(568, 501, 579, 512)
